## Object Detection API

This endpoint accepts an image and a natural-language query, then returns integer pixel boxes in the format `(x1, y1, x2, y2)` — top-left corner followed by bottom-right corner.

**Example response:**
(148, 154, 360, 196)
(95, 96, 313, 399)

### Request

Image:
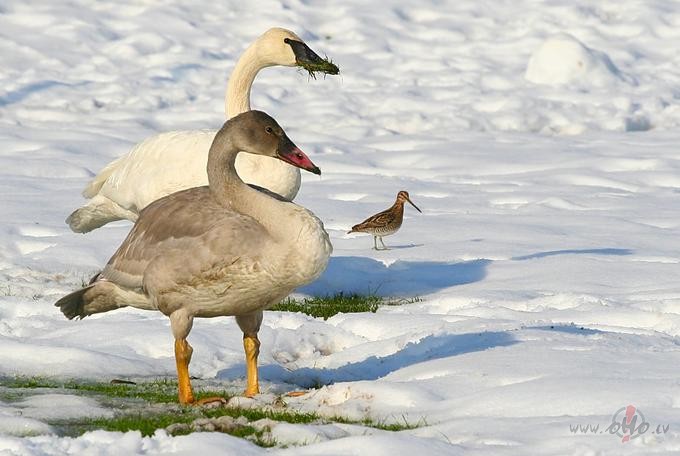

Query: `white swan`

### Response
(56, 110, 333, 403)
(67, 27, 338, 233)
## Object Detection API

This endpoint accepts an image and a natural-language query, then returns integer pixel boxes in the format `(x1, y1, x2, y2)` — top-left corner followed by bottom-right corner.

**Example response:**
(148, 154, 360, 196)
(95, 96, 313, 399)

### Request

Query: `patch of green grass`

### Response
(98, 411, 276, 446)
(3, 376, 424, 447)
(79, 411, 195, 437)
(68, 405, 419, 442)
(202, 404, 319, 424)
(0, 376, 230, 404)
(321, 413, 425, 431)
(272, 293, 381, 320)
(365, 416, 427, 431)
(271, 293, 422, 320)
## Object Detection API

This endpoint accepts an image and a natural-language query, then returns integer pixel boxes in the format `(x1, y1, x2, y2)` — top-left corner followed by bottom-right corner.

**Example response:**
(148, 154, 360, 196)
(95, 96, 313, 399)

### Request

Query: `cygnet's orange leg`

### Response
(171, 310, 225, 406)
(175, 338, 195, 405)
(174, 338, 226, 406)
(244, 335, 260, 397)
(242, 330, 308, 398)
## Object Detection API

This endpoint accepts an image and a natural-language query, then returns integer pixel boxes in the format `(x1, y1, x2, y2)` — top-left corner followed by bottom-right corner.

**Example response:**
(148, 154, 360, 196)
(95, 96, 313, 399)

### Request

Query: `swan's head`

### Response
(227, 110, 321, 175)
(256, 28, 339, 77)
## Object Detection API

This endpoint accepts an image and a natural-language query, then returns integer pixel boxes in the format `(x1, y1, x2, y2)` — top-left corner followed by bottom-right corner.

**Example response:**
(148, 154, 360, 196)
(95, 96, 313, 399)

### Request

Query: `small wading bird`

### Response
(55, 111, 332, 404)
(348, 191, 422, 250)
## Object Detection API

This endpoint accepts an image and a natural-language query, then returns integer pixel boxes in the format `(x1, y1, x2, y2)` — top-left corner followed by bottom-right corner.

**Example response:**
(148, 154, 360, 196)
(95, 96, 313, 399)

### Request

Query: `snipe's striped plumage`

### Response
(348, 191, 421, 250)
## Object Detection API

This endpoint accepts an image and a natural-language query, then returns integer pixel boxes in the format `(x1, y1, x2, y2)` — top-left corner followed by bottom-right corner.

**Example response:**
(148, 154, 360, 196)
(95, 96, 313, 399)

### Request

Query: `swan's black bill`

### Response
(285, 38, 339, 77)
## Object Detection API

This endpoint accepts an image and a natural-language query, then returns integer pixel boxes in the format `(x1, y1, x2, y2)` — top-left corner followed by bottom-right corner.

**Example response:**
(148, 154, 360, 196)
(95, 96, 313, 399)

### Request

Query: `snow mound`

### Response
(525, 34, 632, 87)
(14, 394, 114, 421)
(0, 402, 53, 437)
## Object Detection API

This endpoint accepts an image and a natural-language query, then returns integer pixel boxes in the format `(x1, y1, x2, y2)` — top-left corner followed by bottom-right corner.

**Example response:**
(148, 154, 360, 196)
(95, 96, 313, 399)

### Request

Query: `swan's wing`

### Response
(100, 188, 268, 290)
(95, 130, 216, 211)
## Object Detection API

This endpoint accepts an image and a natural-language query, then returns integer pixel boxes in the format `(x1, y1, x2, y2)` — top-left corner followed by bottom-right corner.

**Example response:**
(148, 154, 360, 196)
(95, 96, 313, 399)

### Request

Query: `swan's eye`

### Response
(296, 152, 304, 159)
(265, 126, 274, 134)
(284, 38, 291, 44)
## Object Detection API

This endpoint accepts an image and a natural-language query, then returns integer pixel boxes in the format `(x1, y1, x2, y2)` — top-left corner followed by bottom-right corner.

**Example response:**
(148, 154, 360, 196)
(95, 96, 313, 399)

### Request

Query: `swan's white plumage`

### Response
(67, 28, 313, 233)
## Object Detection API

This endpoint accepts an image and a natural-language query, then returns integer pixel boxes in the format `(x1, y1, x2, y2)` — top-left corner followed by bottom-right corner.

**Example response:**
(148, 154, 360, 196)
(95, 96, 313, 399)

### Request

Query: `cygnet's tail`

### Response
(54, 272, 147, 319)
(55, 285, 95, 320)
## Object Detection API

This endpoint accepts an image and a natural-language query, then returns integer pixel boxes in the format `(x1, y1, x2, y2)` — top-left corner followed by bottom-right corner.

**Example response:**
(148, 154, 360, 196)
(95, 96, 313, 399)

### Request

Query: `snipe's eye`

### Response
(265, 126, 274, 134)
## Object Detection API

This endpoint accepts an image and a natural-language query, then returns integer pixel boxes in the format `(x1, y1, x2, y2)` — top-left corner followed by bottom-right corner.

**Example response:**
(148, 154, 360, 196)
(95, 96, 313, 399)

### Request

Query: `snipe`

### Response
(348, 191, 421, 250)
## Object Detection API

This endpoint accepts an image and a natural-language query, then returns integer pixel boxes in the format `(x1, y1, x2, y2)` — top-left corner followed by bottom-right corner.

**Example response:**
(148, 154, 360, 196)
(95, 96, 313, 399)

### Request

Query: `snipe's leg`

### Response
(236, 311, 264, 397)
(379, 236, 389, 250)
(373, 236, 379, 250)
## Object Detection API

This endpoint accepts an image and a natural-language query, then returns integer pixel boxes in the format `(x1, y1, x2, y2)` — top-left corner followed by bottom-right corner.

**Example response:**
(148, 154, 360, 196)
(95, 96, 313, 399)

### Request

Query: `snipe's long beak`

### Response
(406, 197, 422, 213)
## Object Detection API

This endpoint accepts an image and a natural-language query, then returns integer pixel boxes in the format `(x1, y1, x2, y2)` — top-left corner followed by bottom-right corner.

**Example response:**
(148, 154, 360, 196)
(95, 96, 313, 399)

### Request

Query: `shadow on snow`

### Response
(298, 256, 491, 297)
(217, 247, 630, 387)
(530, 324, 603, 336)
(299, 248, 631, 297)
(0, 80, 83, 106)
(218, 330, 517, 388)
(511, 248, 633, 261)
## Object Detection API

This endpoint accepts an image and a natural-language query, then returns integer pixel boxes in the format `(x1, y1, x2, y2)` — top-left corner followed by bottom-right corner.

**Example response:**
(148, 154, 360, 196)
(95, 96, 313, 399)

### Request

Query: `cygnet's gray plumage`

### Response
(56, 111, 332, 403)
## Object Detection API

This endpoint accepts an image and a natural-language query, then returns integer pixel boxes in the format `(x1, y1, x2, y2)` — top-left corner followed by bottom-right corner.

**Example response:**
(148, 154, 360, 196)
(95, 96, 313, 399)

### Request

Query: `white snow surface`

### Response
(1, 0, 680, 454)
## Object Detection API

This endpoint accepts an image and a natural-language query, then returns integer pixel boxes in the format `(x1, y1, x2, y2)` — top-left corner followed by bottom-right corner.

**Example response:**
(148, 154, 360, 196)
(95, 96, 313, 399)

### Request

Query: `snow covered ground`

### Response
(1, 0, 680, 454)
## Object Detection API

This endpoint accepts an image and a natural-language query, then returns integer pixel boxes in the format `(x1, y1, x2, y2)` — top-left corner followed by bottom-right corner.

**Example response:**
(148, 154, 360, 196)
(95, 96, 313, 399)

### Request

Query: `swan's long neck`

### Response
(225, 42, 271, 118)
(207, 133, 298, 239)
(208, 128, 332, 285)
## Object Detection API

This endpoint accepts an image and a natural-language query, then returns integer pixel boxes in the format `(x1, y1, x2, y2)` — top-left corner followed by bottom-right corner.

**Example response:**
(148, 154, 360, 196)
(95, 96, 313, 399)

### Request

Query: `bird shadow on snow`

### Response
(218, 330, 517, 388)
(381, 243, 425, 250)
(299, 248, 630, 297)
(298, 256, 492, 297)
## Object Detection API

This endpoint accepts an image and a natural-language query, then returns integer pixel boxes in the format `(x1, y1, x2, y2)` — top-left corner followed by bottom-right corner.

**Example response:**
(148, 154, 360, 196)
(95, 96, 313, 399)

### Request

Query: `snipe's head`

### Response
(224, 110, 320, 175)
(256, 28, 339, 77)
(396, 191, 422, 213)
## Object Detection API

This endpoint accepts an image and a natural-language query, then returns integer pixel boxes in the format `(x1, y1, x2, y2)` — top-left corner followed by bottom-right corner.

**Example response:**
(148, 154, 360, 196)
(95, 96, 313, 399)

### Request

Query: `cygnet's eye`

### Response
(296, 152, 304, 159)
(265, 126, 274, 134)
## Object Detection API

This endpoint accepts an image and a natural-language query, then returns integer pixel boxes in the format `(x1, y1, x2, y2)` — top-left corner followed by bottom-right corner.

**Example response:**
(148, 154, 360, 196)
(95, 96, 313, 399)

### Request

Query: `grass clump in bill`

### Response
(299, 56, 339, 78)
(271, 292, 421, 320)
